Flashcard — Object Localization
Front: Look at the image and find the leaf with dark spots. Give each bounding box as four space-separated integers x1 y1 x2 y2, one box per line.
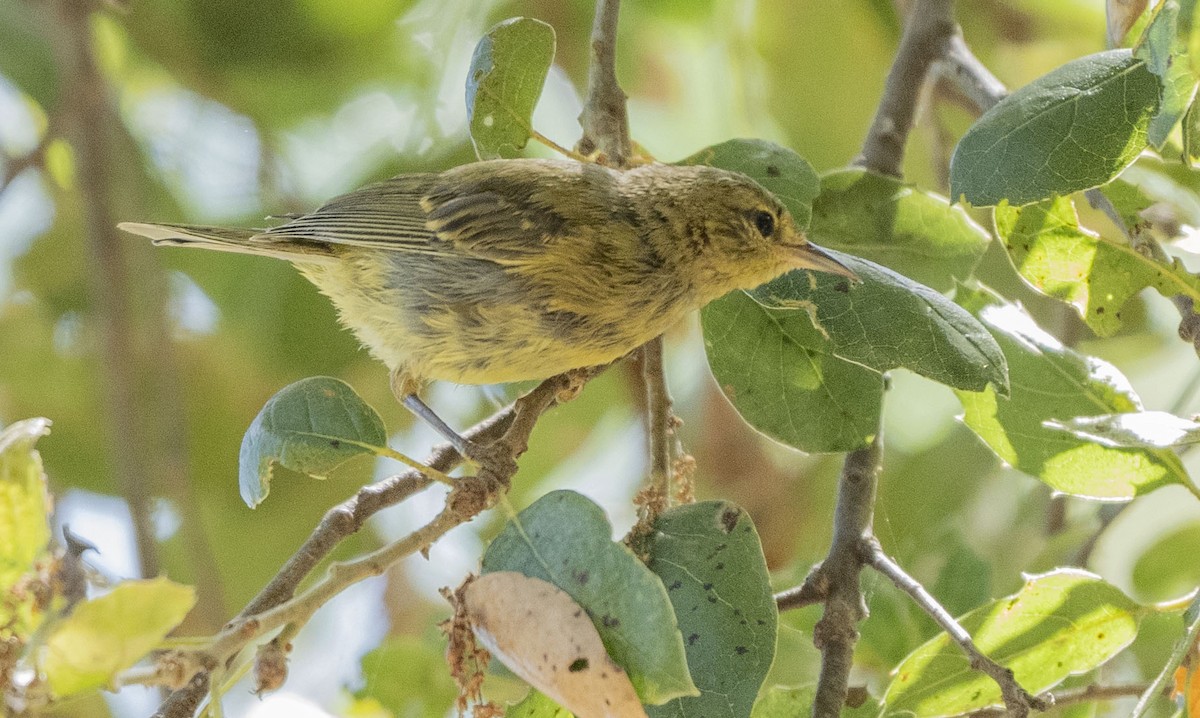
719 507 741 533
481 491 696 704
648 502 776 718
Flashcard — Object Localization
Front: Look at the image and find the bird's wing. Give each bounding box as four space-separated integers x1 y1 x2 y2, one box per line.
263 161 619 262
262 174 448 256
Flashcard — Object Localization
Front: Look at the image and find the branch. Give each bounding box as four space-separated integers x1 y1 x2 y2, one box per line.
575 0 632 166
51 0 160 580
862 541 1050 717
937 9 1200 359
199 507 468 670
810 433 882 718
151 369 601 717
856 0 957 176
775 568 829 611
573 0 681 535
0 132 49 198
938 33 1006 111
966 683 1149 717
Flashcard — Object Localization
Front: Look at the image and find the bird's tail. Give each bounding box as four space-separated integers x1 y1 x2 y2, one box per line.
118 222 331 263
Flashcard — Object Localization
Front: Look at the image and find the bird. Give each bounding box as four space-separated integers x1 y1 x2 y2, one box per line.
120 158 856 456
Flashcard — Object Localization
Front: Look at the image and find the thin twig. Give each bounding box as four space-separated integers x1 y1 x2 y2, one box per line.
151 370 601 716
938 34 1006 112
197 508 466 665
0 133 49 197
774 568 830 611
637 337 674 524
855 0 957 177
811 433 882 718
574 0 678 533
966 683 1149 717
805 0 962 712
575 0 632 166
862 540 1050 717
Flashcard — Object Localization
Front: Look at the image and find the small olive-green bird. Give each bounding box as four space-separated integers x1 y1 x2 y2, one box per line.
121 159 855 453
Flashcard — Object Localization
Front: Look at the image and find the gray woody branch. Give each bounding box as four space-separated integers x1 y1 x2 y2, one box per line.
781 1 1045 716
572 0 679 529
576 0 633 166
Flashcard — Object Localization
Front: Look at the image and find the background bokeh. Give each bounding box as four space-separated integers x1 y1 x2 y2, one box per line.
1 1 1196 716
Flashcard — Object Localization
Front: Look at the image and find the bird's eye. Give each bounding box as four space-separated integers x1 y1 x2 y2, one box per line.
753 210 776 237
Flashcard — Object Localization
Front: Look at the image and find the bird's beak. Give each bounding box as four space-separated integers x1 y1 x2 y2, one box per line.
783 241 860 283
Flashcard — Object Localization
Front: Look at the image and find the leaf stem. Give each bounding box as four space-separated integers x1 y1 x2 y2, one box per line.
531 129 592 162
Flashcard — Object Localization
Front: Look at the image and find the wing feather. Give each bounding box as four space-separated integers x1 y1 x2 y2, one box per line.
255 160 623 263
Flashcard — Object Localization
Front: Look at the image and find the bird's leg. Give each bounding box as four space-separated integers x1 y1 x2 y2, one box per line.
390 369 481 462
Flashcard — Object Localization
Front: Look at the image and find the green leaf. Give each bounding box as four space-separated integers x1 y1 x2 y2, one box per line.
507 691 573 718
466 17 555 159
1045 409 1200 449
809 168 990 291
0 418 51 594
678 139 821 229
752 686 816 718
355 636 459 718
883 570 1140 717
703 250 1008 453
751 685 880 718
748 254 1009 393
1135 0 1199 147
950 50 1160 206
954 290 1191 499
1185 95 1200 163
646 502 776 718
992 195 1200 336
702 288 884 453
238 376 388 508
481 490 698 705
40 577 197 697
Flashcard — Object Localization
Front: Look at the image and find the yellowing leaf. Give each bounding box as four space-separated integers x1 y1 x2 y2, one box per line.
0 418 53 642
481 491 697 704
464 571 647 718
883 570 1139 717
0 417 52 594
41 577 197 697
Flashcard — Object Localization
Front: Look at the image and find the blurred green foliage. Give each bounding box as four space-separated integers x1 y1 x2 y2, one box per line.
2 1 1200 717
